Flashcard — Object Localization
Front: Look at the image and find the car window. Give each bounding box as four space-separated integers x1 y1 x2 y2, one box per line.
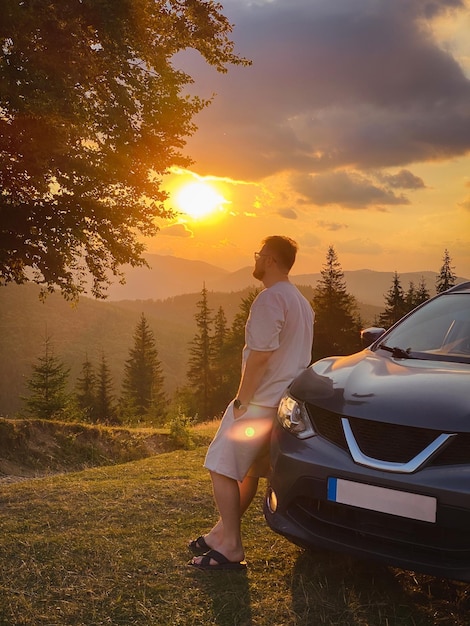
378 295 470 363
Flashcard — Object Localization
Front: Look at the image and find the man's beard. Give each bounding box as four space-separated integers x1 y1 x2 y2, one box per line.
253 266 264 281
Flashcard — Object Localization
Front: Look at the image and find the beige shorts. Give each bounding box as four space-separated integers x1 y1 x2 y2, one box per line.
204 401 277 482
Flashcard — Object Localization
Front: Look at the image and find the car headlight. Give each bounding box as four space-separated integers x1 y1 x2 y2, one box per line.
277 395 315 439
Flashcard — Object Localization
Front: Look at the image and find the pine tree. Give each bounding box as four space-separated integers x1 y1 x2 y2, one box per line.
414 276 431 306
24 336 70 420
223 288 261 395
211 306 232 415
311 246 361 360
436 249 457 293
379 272 407 327
121 313 166 424
96 353 117 424
75 355 97 422
405 281 416 313
186 284 215 421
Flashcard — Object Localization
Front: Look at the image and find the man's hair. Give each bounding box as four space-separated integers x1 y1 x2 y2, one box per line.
263 235 298 271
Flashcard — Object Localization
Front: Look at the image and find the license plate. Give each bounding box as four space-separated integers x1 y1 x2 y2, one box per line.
327 477 437 523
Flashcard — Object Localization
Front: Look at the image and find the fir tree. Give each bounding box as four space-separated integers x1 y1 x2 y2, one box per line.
405 281 417 314
211 306 232 415
311 246 361 360
24 336 70 420
121 313 166 424
75 355 97 422
414 276 431 306
223 288 261 399
96 353 117 424
436 249 457 293
379 272 407 327
186 284 215 421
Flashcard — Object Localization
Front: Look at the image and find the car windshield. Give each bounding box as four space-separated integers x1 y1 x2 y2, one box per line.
377 294 470 364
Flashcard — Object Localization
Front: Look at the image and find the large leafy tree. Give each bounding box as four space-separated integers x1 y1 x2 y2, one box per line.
0 0 248 299
311 246 360 360
121 312 166 424
436 249 457 294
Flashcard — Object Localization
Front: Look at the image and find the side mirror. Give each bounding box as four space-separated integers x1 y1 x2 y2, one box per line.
361 327 385 347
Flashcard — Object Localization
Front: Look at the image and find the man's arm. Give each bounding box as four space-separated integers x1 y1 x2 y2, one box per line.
234 349 274 417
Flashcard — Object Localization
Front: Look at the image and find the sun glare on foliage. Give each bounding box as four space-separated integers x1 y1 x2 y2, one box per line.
175 181 227 220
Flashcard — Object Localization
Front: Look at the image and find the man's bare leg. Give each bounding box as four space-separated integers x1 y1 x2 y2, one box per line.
192 472 259 565
199 474 259 550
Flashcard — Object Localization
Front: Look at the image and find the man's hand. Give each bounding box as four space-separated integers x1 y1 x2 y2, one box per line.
233 403 248 419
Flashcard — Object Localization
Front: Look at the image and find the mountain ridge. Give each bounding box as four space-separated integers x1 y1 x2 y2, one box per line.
106 254 469 307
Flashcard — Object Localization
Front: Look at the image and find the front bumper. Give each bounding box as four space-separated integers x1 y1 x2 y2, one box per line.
264 424 470 582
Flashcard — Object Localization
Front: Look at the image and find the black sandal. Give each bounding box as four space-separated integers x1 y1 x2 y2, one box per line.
188 535 210 556
190 549 247 571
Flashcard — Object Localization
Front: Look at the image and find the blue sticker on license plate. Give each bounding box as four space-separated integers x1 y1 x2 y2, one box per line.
327 477 436 523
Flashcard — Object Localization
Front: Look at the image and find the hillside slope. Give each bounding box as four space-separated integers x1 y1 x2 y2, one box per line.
0 418 178 480
0 273 411 416
0 284 193 416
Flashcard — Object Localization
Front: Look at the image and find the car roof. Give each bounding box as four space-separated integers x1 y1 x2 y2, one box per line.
445 281 470 294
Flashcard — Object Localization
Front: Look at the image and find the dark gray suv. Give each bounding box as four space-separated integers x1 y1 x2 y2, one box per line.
265 281 470 581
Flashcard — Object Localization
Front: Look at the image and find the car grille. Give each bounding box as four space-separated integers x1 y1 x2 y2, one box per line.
288 491 470 573
306 404 470 467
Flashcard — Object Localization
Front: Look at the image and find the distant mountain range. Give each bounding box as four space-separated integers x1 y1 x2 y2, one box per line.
106 254 469 307
1 257 468 417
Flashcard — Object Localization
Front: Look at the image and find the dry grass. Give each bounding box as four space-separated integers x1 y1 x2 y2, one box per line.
0 424 469 625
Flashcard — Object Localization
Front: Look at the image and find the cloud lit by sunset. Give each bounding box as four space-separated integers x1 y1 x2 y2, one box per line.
152 0 470 277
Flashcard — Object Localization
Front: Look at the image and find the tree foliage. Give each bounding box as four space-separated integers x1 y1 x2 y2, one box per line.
404 276 430 313
210 305 231 410
121 312 166 424
436 249 457 294
311 246 361 360
0 0 249 299
380 273 432 328
75 355 97 422
186 284 214 420
414 276 431 306
24 336 70 419
379 271 407 328
222 287 260 396
96 353 118 424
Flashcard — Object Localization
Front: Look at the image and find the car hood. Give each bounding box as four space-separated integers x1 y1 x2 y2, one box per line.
290 350 470 431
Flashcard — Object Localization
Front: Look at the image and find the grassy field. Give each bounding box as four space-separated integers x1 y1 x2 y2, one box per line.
0 424 469 625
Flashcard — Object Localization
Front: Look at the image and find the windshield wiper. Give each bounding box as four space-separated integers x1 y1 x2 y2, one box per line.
378 343 412 359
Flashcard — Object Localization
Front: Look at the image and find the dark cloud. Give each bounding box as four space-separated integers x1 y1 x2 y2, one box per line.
316 220 348 231
378 169 426 189
182 0 470 180
292 171 409 209
161 224 193 237
277 208 298 219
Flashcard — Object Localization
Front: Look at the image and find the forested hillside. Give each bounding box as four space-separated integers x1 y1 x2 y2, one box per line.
0 285 191 416
0 283 382 417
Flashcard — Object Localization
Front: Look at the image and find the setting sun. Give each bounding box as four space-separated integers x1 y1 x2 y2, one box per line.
175 181 227 219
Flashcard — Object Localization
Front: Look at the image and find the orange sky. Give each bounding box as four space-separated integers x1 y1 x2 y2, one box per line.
147 0 470 278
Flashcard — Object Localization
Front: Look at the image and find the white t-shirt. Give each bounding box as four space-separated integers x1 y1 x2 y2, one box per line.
242 281 314 407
